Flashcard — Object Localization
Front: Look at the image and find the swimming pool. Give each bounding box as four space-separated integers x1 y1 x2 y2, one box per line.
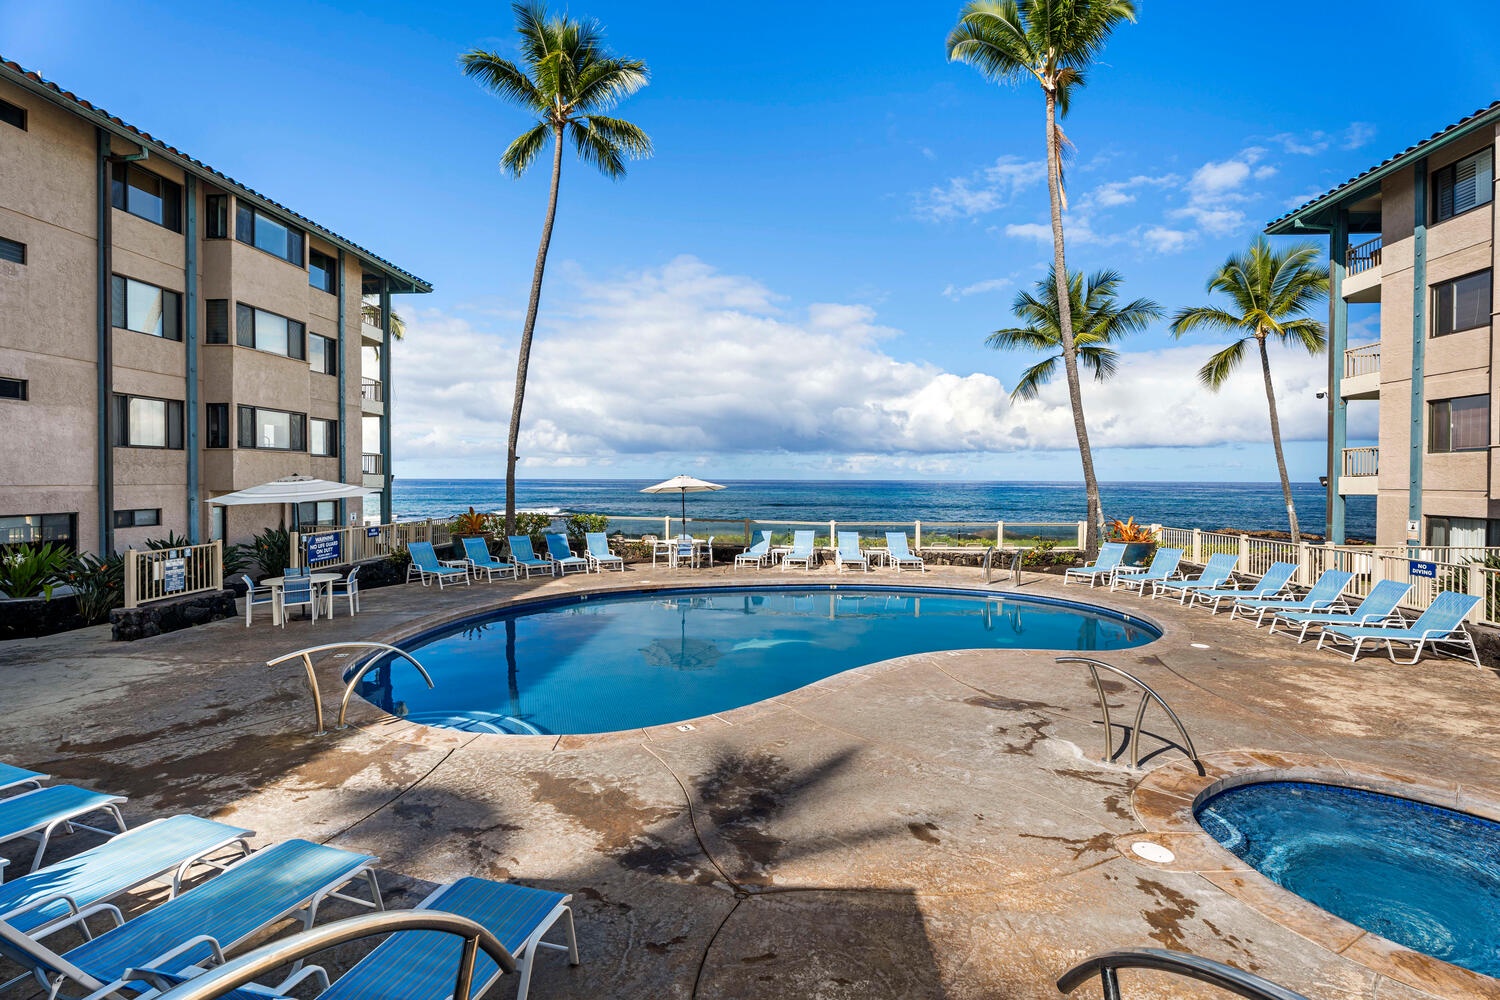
1197 781 1500 979
356 586 1158 735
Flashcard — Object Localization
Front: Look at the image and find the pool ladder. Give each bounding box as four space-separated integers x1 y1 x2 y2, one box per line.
1057 657 1204 775
981 546 1023 586
266 642 434 736
1059 948 1311 1000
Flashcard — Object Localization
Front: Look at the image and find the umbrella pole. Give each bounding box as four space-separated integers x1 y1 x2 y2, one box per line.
680 491 687 534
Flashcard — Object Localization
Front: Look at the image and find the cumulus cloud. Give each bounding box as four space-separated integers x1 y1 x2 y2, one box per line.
914 156 1046 221
942 277 1013 300
389 256 1343 475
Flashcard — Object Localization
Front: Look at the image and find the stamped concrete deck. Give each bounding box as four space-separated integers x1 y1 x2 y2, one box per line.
2 563 1498 999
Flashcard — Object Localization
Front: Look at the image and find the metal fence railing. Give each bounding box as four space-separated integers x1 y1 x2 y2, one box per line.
1343 342 1380 378
1343 447 1379 477
292 520 448 570
1346 235 1382 274
124 540 224 609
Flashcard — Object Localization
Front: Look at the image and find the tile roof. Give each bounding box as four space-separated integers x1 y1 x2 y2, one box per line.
0 57 431 293
1264 100 1500 235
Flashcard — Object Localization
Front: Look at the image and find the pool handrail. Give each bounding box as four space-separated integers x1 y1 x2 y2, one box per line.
1055 657 1204 775
266 642 434 735
1057 948 1311 1000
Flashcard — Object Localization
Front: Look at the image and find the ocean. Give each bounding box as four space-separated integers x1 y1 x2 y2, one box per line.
392 479 1377 540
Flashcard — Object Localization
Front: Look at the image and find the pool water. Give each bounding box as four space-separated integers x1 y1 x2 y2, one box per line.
1197 781 1500 979
357 586 1157 735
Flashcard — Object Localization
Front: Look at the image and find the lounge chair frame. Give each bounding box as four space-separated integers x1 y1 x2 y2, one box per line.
1064 543 1127 588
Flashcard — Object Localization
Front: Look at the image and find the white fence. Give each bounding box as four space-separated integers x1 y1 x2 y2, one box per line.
124 540 224 609
292 519 450 571
597 516 1084 551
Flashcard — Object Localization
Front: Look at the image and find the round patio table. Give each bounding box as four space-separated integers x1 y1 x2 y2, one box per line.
259 573 340 625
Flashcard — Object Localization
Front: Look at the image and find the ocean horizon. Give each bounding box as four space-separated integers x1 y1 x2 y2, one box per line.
392 478 1377 540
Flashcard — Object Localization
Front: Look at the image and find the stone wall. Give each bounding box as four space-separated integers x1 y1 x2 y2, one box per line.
0 594 84 641
109 589 238 641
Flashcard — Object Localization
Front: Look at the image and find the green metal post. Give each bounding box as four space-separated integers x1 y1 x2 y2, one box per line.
379 277 393 523
1328 208 1349 544
336 249 347 527
184 175 200 542
96 128 114 555
1409 159 1427 543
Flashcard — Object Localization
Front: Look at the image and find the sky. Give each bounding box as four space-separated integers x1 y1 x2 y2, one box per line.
6 1 1499 482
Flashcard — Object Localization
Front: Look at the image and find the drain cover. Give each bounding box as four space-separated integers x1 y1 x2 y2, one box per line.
1131 841 1176 864
1190 642 1211 649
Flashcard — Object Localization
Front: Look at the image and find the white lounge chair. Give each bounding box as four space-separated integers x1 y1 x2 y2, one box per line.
782 530 817 571
1063 542 1126 587
884 532 925 572
734 531 772 571
836 531 869 572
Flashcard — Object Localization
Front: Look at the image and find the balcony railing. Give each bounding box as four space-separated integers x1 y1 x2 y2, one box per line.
360 377 383 402
1342 446 1378 477
1343 342 1380 378
1346 235 1382 275
361 452 384 476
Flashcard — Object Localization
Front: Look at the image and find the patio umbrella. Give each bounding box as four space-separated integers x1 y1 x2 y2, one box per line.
208 475 373 532
640 474 725 531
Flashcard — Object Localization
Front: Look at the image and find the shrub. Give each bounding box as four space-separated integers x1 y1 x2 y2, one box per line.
64 552 125 624
221 542 253 580
0 542 73 599
144 532 194 550
1021 540 1058 568
513 512 555 539
451 507 492 537
566 513 609 541
250 527 292 579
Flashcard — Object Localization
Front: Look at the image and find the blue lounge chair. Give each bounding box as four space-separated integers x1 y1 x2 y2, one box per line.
508 536 552 579
1230 569 1355 626
835 532 869 572
584 532 624 573
0 785 128 874
543 534 589 576
405 541 470 589
0 763 45 796
884 532 925 573
782 530 817 571
461 537 516 583
0 815 252 938
1191 561 1298 614
314 876 578 1000
0 839 381 1000
1063 542 1127 587
1152 552 1238 603
1268 579 1411 643
734 531 772 571
1110 548 1183 593
1317 590 1482 665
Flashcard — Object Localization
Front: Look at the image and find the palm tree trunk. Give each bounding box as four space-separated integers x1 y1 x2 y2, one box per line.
1044 88 1104 556
505 126 566 535
1257 333 1300 543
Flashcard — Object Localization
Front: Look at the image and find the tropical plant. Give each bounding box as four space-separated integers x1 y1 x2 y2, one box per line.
1021 539 1059 568
0 542 73 599
1107 517 1155 542
143 532 193 550
452 507 492 537
948 0 1138 557
513 511 556 540
987 266 1161 400
566 513 608 541
221 542 252 580
249 527 292 579
1170 238 1328 543
64 552 125 625
462 3 652 535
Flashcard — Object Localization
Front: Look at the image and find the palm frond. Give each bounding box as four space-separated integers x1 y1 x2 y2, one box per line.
946 1 1039 86
1279 316 1327 354
500 121 551 177
1078 345 1121 381
572 57 649 112
1011 356 1059 400
1170 306 1249 338
459 51 546 110
581 114 653 159
1197 340 1249 390
986 326 1057 352
569 119 627 178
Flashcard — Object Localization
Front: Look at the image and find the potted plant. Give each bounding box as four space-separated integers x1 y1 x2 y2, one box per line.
1109 517 1157 569
452 507 493 543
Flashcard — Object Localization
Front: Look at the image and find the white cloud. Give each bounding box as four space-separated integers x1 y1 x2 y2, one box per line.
914 156 1046 221
942 277 1013 300
1188 157 1252 198
1004 222 1052 242
1089 173 1179 208
1141 226 1193 254
1342 122 1376 150
389 257 1342 476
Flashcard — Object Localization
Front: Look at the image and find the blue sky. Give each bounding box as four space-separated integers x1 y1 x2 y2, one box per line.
7 1 1499 481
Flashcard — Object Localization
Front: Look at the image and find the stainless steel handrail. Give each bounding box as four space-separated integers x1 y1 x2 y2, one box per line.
149 910 518 1000
1056 657 1204 775
983 546 994 583
265 642 433 736
1011 549 1024 585
1057 948 1310 1000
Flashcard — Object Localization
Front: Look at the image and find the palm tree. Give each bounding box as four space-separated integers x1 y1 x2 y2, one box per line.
360 302 404 340
1170 238 1328 543
461 3 652 533
988 266 1162 401
948 0 1137 556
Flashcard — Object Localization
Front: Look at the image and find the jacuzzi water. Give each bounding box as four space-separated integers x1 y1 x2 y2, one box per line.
1197 781 1500 979
355 586 1157 736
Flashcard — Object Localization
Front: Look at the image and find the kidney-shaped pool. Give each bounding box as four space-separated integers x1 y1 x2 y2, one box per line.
354 586 1158 736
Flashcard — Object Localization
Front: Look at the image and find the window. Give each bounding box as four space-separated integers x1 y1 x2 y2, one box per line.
310 417 338 457
0 377 25 400
0 97 24 130
0 237 23 265
308 333 337 375
205 403 229 448
294 501 338 530
1429 394 1490 453
110 275 181 341
309 250 336 293
237 405 306 451
1432 271 1491 337
205 194 228 239
1427 516 1500 549
113 394 184 449
1434 148 1494 222
234 203 303 266
113 508 161 529
205 300 229 344
235 303 305 359
110 162 182 231
0 513 76 550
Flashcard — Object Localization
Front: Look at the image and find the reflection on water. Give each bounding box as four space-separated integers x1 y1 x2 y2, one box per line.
364 588 1156 736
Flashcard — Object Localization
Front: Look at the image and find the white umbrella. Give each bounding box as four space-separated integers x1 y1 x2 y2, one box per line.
641 474 725 529
208 475 370 506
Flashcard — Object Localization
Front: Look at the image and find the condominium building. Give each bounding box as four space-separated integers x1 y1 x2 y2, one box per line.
1268 103 1498 548
0 58 429 556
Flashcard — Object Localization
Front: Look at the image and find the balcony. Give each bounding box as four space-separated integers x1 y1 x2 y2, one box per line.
361 451 385 489
1342 236 1382 301
360 377 384 415
1339 447 1378 495
1340 342 1380 400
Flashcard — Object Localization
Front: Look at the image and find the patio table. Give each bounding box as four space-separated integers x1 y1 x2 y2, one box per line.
259 573 340 625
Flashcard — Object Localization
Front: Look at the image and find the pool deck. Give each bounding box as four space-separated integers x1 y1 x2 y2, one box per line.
3 562 1499 999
